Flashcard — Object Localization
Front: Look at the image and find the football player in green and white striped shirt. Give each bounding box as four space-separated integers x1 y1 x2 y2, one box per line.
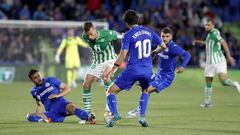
194 19 240 108
80 22 122 122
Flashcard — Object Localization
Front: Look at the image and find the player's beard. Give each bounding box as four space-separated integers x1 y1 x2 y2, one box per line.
163 41 169 45
36 79 43 86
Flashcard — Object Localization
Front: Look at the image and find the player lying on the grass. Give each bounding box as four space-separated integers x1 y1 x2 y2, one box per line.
104 9 166 128
126 27 191 122
26 69 96 124
193 18 240 108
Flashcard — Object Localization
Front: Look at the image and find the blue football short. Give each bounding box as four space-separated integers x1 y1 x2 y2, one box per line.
44 98 70 122
150 73 174 93
114 69 152 91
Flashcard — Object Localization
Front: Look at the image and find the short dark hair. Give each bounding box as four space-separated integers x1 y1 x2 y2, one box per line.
83 22 93 32
206 18 215 24
161 27 173 35
122 9 139 26
28 69 39 79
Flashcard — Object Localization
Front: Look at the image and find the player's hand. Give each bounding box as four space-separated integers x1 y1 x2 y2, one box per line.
227 56 235 66
55 54 60 64
48 94 59 99
176 66 184 74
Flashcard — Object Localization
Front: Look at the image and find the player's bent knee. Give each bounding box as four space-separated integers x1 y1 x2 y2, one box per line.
107 84 121 95
106 87 115 95
106 89 112 95
26 114 43 122
66 103 76 114
82 82 91 89
142 89 148 93
102 76 107 82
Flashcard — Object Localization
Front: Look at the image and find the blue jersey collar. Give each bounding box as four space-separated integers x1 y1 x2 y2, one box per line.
131 25 142 29
167 40 174 46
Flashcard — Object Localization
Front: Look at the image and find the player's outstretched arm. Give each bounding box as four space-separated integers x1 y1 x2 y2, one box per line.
48 83 71 99
176 50 191 74
35 100 44 113
192 40 206 46
55 39 67 63
152 42 167 58
116 32 123 39
77 37 89 48
110 30 123 40
220 40 235 66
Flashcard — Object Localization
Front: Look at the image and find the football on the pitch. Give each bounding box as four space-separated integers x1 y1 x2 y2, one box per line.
104 111 111 123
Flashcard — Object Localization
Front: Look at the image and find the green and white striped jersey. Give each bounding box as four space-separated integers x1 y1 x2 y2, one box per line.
205 28 225 64
82 29 118 64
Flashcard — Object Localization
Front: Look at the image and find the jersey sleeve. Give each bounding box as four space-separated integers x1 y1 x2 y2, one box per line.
172 45 191 68
106 30 118 41
172 45 185 56
212 30 223 42
152 31 162 47
76 37 88 48
48 77 62 88
82 34 90 43
31 88 39 101
180 51 191 68
56 38 67 55
121 34 130 50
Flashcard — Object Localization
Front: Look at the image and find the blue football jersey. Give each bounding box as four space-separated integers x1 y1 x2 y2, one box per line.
31 77 66 111
121 25 162 74
157 40 190 77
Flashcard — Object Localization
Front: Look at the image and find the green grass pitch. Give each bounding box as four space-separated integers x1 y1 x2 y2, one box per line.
0 68 240 135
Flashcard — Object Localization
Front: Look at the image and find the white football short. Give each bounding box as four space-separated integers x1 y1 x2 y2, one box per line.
204 60 227 77
87 59 116 79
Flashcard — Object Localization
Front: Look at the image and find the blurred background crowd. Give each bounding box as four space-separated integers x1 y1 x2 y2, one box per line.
0 0 240 68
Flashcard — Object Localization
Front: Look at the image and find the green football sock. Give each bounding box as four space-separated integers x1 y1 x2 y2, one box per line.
104 80 112 111
204 83 212 103
222 79 235 87
82 89 91 113
104 80 113 91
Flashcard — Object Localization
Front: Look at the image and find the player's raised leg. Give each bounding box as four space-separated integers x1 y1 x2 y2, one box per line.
218 73 240 93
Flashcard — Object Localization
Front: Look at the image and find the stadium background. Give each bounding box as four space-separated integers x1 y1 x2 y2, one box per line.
0 1 240 135
0 0 239 82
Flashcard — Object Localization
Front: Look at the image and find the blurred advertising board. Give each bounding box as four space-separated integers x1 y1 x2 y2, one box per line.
0 67 15 83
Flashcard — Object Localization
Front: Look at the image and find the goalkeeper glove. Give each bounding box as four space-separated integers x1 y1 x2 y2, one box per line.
55 54 60 64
